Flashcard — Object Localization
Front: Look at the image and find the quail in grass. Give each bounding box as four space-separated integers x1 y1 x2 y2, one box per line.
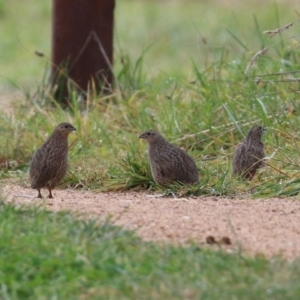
232 125 266 180
139 130 199 186
30 122 76 198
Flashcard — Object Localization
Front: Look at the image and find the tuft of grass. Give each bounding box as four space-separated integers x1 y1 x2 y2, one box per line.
1 200 300 299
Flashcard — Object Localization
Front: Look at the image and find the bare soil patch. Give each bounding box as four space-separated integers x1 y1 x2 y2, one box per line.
2 184 300 259
0 91 24 115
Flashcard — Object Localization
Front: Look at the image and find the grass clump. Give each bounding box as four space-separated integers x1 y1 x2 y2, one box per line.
0 200 300 299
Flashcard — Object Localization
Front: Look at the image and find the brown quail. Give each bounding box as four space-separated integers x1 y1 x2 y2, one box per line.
232 125 266 180
139 130 199 186
30 122 76 198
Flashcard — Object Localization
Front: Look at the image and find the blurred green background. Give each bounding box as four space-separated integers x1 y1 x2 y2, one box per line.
0 0 298 90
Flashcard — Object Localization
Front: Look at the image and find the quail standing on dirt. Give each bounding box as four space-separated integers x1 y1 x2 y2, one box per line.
232 125 266 180
30 122 76 198
139 130 199 186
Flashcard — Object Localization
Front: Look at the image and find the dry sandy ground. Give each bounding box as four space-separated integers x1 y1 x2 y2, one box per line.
1 184 300 260
0 91 23 114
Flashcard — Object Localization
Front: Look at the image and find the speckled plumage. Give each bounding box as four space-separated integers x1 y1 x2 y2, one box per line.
139 130 199 186
30 122 76 198
232 125 265 180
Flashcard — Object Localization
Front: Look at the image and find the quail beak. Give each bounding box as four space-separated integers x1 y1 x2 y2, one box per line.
139 133 145 139
71 126 76 131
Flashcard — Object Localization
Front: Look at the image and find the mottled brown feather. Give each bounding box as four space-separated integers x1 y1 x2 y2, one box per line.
30 122 76 198
232 125 265 180
139 130 199 186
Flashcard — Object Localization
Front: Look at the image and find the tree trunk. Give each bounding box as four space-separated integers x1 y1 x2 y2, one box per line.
51 0 115 105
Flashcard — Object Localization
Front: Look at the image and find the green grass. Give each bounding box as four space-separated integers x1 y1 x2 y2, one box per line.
0 0 51 89
0 0 298 87
0 200 299 299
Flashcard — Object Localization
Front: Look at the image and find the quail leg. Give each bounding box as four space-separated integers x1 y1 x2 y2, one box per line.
37 189 42 198
48 189 53 199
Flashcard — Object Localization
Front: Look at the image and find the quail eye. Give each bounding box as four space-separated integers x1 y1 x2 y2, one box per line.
147 132 151 136
65 125 69 129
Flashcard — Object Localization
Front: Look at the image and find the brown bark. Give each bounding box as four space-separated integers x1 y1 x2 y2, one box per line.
51 0 115 104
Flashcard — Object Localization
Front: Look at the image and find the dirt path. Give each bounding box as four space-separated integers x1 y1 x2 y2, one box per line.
2 184 300 259
0 91 23 114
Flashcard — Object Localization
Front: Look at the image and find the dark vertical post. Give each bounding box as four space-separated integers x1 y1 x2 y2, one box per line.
51 0 115 103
